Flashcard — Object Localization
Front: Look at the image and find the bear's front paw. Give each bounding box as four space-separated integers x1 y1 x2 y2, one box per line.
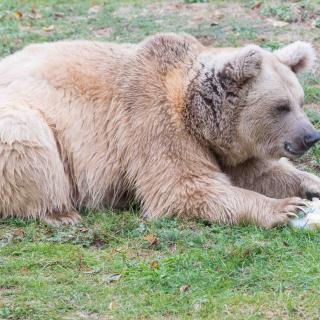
266 197 307 228
300 172 320 200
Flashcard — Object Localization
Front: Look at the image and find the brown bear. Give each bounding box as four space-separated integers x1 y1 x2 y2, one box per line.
0 33 319 227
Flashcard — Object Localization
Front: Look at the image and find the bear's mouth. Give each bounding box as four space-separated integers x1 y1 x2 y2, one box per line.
284 142 305 157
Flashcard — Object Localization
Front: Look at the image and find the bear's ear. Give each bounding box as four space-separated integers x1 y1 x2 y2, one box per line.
219 45 263 85
274 41 316 73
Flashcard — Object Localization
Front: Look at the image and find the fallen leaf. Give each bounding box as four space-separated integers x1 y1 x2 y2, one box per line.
53 12 65 19
43 25 54 32
31 5 37 15
150 260 159 269
93 27 113 38
210 9 222 22
103 273 122 283
111 248 121 254
143 234 158 246
82 267 98 274
210 21 219 26
267 18 289 28
30 5 41 19
257 35 267 42
180 284 191 293
88 5 102 14
13 11 23 19
21 266 29 274
251 1 262 10
29 13 42 19
13 228 24 237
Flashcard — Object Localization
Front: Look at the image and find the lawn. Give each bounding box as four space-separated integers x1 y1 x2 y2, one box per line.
1 0 320 319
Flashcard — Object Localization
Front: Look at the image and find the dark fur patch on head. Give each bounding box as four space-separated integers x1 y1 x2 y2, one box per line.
217 62 248 102
185 68 221 136
184 63 248 150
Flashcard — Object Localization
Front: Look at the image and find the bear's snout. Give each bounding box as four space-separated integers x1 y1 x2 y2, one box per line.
304 131 320 148
284 130 320 157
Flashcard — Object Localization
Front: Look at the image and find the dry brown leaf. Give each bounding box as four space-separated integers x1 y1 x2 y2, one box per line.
210 21 219 26
43 25 54 32
29 5 41 19
93 27 113 38
82 267 96 274
88 5 102 14
13 228 24 237
13 11 23 19
251 1 262 10
211 9 222 20
53 12 65 19
31 5 37 15
180 284 191 293
29 13 42 20
21 266 29 274
143 234 158 246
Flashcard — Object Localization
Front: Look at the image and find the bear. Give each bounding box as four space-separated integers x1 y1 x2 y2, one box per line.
0 33 319 228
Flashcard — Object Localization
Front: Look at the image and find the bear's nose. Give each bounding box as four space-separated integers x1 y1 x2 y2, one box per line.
304 131 320 148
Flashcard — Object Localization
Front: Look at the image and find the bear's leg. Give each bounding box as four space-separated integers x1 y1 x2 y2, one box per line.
0 105 80 225
225 157 320 200
136 167 305 228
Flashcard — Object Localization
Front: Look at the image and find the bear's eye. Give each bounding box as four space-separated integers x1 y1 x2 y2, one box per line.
276 104 290 113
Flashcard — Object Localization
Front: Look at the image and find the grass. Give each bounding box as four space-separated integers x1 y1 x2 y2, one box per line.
2 214 320 319
1 0 320 319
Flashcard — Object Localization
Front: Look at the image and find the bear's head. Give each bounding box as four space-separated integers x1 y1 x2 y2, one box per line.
185 41 319 165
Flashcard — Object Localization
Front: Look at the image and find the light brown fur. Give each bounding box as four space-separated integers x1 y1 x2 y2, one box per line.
0 33 319 227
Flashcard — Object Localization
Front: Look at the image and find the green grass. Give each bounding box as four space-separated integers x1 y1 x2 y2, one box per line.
259 0 317 23
2 213 320 319
1 0 320 319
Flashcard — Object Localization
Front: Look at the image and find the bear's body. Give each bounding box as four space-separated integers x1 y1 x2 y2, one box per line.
0 33 319 227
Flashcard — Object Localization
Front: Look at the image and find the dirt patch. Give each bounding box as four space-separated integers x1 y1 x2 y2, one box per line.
93 27 113 38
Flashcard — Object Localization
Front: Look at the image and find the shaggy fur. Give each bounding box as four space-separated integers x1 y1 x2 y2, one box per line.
0 33 319 227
